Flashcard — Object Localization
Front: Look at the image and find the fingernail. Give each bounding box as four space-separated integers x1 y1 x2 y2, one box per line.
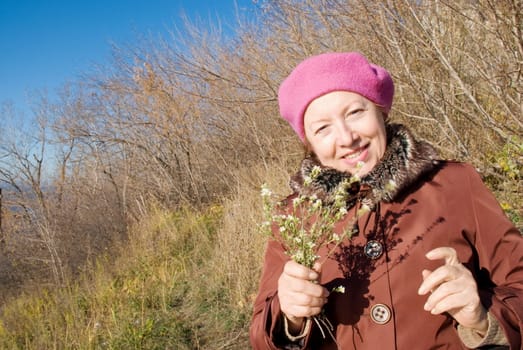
418 284 426 295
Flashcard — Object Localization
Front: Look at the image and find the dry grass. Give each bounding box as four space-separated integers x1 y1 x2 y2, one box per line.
0 161 296 349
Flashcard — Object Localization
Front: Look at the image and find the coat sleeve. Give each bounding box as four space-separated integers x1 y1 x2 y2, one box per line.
463 164 523 349
249 238 311 349
249 239 287 349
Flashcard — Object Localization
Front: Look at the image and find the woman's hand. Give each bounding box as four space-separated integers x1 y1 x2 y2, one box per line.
418 247 488 335
278 260 329 333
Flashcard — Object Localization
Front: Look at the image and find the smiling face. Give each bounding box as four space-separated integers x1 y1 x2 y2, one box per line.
303 91 387 176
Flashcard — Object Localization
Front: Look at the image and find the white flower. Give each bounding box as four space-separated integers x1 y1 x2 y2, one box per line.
260 184 272 197
357 204 371 216
260 221 271 228
285 214 298 224
312 198 323 211
293 251 304 261
332 285 345 293
293 196 304 207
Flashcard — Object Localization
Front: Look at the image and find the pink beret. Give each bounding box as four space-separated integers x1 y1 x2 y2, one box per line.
278 52 394 142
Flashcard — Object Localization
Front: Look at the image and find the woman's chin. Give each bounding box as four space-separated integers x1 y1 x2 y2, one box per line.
346 162 375 177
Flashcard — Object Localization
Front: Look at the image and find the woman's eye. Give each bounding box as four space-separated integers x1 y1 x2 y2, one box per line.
347 108 363 117
315 125 329 135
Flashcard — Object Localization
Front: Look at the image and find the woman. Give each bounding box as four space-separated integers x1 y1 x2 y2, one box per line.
249 52 523 349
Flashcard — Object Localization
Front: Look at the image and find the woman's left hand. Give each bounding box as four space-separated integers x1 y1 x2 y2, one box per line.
418 247 488 335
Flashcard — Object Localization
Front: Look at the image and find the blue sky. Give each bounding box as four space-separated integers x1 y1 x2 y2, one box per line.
0 0 255 118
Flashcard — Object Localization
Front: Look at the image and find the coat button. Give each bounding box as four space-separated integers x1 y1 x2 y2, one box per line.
364 240 383 259
370 303 392 325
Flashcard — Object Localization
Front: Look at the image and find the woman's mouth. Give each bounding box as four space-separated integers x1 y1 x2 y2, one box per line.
345 150 363 159
342 146 368 164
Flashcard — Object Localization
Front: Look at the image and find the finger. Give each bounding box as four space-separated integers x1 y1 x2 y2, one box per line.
312 261 323 274
423 270 476 311
279 288 328 319
282 290 328 308
425 287 473 315
284 260 319 280
425 247 460 266
423 279 462 312
418 269 432 295
418 265 462 295
279 273 329 298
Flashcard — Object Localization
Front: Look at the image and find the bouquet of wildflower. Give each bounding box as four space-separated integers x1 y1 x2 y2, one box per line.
260 165 371 344
260 165 370 269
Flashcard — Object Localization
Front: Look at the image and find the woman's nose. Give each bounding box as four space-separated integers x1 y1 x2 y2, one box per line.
336 123 356 145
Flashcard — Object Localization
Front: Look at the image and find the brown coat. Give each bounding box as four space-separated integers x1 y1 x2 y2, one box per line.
249 126 523 349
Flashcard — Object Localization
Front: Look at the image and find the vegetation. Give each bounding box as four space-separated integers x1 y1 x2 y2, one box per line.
0 0 521 348
0 205 255 349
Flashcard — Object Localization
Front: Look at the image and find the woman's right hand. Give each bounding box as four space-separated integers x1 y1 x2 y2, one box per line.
278 260 329 333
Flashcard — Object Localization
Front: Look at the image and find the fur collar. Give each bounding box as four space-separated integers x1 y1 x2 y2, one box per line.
289 123 440 208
